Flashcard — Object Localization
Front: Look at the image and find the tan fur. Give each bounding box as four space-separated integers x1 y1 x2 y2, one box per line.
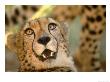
6 5 106 72
15 17 77 71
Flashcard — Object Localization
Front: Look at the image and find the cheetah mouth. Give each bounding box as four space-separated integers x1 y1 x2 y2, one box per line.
36 49 57 62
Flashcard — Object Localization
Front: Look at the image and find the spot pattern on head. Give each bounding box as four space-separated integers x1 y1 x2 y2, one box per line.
14 17 76 71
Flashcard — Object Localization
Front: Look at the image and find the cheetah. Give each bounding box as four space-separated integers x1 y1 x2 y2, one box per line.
7 17 77 72
50 5 106 71
5 5 106 72
73 5 106 72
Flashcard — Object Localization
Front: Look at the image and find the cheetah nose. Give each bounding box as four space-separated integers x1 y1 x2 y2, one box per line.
37 36 50 45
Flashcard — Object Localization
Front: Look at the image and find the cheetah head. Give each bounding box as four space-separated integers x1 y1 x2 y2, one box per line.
22 18 65 61
17 17 69 61
7 17 77 71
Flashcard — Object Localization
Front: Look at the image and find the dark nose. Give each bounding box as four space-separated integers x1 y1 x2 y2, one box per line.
37 36 50 45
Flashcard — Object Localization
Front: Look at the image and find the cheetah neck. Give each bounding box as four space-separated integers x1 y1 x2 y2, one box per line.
48 42 77 71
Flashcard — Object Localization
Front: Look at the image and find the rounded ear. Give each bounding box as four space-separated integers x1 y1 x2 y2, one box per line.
6 33 17 53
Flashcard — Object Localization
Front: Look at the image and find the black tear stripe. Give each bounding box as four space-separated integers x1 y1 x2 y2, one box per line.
48 26 58 56
23 22 35 60
32 32 43 61
47 17 59 55
29 20 37 57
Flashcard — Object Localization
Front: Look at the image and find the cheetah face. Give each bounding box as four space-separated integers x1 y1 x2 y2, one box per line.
22 17 66 62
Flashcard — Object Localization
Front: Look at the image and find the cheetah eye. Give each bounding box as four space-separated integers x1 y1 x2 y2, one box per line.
25 28 34 35
48 23 57 30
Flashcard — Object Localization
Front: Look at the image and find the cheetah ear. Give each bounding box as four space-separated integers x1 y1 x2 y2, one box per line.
6 33 17 53
60 22 69 41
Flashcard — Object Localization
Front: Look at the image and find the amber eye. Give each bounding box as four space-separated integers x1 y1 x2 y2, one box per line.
25 28 34 35
48 23 57 30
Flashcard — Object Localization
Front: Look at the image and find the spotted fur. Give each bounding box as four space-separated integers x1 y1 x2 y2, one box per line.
14 17 77 72
5 5 106 72
73 5 106 71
